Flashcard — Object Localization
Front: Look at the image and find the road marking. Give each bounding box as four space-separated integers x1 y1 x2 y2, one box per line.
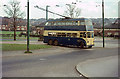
80 75 83 77
40 58 46 61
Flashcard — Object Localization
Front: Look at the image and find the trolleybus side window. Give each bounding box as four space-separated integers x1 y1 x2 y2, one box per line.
87 32 91 38
61 22 66 25
57 22 61 26
80 21 85 25
45 22 48 25
46 22 52 26
57 33 62 37
80 32 84 37
50 22 53 26
85 20 92 26
84 32 86 38
67 33 71 37
73 21 78 25
80 32 86 38
48 32 57 36
53 32 57 37
54 22 57 26
87 32 94 38
61 33 66 37
48 32 52 36
72 33 77 38
66 21 73 25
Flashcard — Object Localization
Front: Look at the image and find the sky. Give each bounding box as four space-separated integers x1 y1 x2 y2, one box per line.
0 0 119 19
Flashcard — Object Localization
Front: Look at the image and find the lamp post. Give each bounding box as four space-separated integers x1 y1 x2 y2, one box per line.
102 0 105 48
25 0 32 53
46 5 50 20
27 0 30 52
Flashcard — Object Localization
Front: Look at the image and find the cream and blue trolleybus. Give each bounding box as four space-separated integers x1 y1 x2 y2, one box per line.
43 18 94 48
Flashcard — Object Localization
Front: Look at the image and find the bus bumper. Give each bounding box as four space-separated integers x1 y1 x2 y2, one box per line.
86 44 94 48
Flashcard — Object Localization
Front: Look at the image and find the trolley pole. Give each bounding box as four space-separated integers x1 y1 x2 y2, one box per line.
102 0 105 48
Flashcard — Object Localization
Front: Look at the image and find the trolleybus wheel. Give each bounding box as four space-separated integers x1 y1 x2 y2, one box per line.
80 42 84 48
53 40 58 46
48 40 53 45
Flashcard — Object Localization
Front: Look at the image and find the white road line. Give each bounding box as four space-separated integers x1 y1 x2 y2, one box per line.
40 58 46 61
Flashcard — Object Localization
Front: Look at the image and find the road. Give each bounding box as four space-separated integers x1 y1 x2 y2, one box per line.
2 48 118 77
2 37 119 77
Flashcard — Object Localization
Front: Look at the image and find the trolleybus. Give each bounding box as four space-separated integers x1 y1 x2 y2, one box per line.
43 18 94 48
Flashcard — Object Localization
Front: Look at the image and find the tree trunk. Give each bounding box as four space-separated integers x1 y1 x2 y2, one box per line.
14 18 16 41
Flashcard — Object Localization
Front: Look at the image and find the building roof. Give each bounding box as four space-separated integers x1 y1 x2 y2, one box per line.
47 18 89 22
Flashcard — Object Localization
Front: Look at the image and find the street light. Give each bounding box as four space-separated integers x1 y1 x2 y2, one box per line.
95 0 105 48
25 0 32 53
46 5 50 20
35 5 50 20
102 0 105 48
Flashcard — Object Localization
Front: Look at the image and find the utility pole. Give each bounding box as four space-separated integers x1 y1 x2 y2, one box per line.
46 5 50 20
25 0 32 53
102 0 105 48
27 0 30 52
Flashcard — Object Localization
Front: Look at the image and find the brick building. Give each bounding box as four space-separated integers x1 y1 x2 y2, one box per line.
0 17 27 31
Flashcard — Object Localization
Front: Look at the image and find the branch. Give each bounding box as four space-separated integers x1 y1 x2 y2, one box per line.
4 0 25 19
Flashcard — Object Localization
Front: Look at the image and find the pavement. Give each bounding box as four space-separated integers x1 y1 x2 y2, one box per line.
0 40 44 45
76 55 118 77
94 37 119 48
2 46 76 58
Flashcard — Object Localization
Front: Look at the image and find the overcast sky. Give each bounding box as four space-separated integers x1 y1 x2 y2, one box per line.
0 0 119 19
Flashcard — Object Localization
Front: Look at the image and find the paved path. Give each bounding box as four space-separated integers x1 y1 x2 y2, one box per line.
1 41 44 45
76 55 118 77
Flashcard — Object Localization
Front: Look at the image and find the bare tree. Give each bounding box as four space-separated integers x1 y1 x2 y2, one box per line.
64 4 81 18
4 0 25 41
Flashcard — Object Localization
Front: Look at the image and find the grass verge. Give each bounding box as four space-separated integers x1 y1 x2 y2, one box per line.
2 44 51 51
2 31 21 34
